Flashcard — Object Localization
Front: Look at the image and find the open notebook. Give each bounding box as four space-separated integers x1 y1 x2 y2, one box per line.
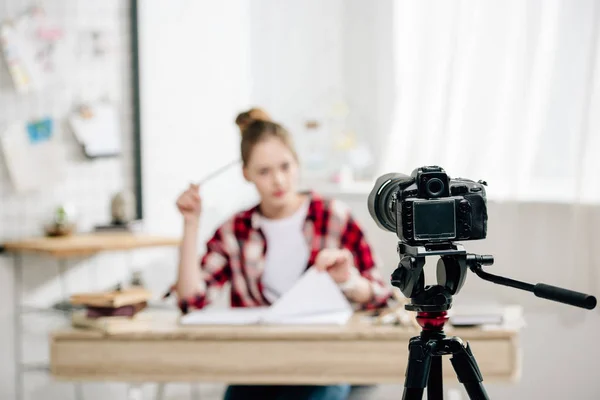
179 268 354 326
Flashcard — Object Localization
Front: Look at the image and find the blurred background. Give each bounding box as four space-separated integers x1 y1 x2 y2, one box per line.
0 0 599 399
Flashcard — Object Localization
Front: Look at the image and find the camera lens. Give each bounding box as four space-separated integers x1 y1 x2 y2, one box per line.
426 178 445 197
368 173 413 233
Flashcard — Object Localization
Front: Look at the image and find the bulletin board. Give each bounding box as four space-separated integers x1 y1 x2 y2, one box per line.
0 1 144 240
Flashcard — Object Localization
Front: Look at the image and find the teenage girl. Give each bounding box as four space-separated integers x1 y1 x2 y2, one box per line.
173 108 391 400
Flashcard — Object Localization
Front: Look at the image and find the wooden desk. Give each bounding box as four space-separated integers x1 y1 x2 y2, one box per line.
2 232 181 400
50 311 521 386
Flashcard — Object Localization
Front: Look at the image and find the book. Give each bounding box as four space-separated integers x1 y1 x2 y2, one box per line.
86 301 147 318
179 268 354 326
70 287 152 308
71 311 151 334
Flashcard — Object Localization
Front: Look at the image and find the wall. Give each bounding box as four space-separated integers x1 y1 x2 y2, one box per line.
341 0 395 180
248 0 396 182
139 0 259 243
248 0 345 182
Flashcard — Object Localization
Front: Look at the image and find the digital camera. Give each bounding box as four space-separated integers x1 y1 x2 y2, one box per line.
368 166 488 245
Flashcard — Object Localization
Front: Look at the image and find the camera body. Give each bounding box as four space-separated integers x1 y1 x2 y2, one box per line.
368 166 488 246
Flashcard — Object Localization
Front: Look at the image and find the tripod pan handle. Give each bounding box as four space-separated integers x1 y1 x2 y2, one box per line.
534 283 597 310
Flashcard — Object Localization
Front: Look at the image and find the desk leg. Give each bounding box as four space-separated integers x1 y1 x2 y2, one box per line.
13 253 23 400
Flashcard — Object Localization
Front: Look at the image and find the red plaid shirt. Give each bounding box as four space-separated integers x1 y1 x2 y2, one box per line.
176 191 392 314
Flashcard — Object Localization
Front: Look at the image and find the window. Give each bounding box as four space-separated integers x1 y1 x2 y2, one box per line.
378 0 600 204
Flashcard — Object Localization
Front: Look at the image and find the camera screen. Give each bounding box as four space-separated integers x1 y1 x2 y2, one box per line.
413 199 456 240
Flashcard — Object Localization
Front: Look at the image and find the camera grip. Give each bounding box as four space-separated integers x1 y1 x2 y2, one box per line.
533 283 597 310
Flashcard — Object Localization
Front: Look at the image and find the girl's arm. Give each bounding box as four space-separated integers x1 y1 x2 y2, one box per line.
175 219 202 300
340 215 392 309
174 225 232 314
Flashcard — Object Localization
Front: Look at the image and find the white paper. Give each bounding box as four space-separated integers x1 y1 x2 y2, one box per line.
179 307 269 325
261 267 353 323
68 103 122 157
0 122 66 193
179 268 354 326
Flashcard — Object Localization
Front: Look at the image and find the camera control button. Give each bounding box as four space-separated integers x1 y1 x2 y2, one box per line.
452 185 468 195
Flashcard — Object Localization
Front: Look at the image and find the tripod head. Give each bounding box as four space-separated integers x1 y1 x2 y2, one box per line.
392 241 597 313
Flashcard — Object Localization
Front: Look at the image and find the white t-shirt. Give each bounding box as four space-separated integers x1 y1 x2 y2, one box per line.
259 198 310 303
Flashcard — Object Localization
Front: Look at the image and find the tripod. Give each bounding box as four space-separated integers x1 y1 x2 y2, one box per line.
392 242 597 400
402 296 489 399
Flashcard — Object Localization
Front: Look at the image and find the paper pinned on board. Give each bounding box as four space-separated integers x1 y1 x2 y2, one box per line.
0 6 68 93
179 268 354 326
68 103 122 158
0 120 66 193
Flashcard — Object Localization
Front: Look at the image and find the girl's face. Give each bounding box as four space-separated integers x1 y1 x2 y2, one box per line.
243 137 300 209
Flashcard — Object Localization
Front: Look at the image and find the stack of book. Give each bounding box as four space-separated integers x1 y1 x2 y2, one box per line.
69 287 153 333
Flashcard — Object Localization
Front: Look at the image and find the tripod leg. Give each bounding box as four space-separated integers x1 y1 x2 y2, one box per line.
402 338 431 400
449 342 490 400
427 355 444 400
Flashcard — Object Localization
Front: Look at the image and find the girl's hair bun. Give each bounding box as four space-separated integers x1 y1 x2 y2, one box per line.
235 107 272 136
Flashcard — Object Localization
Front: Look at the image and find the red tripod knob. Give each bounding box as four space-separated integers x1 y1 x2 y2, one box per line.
416 311 449 331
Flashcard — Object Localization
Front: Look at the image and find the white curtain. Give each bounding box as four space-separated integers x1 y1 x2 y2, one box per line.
380 0 600 204
378 0 600 310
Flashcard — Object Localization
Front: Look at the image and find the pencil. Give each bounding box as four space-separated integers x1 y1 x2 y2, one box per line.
197 159 241 185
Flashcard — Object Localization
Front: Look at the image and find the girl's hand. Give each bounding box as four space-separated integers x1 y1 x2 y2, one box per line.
314 248 354 283
176 183 202 224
